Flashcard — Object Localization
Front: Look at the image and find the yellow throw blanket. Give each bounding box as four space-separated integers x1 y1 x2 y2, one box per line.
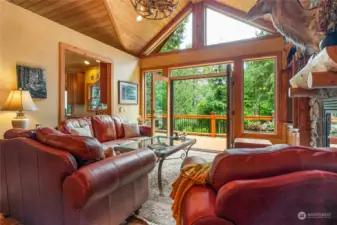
170 162 212 225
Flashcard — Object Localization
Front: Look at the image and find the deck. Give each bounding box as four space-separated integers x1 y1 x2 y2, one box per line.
155 133 226 152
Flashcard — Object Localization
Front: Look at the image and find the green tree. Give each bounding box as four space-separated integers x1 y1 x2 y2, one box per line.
160 14 191 53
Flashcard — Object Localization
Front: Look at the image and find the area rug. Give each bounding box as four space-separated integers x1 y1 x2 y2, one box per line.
138 150 217 225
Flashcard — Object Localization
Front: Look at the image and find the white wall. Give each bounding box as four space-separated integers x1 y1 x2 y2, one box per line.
0 1 140 137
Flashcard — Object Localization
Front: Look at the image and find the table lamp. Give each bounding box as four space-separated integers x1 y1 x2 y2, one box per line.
1 89 38 129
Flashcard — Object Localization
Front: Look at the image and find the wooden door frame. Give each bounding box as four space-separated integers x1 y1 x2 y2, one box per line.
59 42 113 123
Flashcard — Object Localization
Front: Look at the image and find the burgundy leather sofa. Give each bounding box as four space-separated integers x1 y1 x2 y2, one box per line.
0 128 156 225
182 145 337 225
58 115 152 150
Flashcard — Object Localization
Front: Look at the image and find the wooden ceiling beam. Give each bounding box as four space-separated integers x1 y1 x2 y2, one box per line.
103 0 127 53
192 1 205 49
138 2 193 56
203 0 277 33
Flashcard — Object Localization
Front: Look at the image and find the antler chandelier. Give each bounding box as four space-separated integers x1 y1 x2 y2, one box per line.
130 0 179 20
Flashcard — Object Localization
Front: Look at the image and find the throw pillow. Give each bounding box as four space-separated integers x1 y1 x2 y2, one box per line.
71 125 93 137
123 123 141 138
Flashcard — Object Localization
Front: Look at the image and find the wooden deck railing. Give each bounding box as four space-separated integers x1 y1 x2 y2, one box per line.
145 113 273 137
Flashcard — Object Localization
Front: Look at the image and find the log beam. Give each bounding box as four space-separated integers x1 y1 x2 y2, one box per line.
289 87 318 98
290 46 337 89
308 72 337 88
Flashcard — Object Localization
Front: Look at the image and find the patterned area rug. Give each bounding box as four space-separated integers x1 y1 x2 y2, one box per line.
138 150 217 225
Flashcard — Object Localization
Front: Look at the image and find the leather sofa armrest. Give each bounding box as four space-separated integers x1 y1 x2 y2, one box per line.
182 185 234 225
215 170 337 225
63 148 156 209
3 128 36 139
139 125 152 137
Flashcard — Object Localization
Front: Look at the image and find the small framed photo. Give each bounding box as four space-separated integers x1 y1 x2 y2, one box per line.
118 81 138 105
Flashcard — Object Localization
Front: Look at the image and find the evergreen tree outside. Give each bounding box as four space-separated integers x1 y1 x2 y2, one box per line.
145 12 276 133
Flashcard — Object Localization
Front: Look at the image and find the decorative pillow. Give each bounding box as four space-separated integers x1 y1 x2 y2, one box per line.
123 123 141 138
71 125 93 137
91 115 117 142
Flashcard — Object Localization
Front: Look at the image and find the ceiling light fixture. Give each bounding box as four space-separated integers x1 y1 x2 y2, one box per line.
136 15 143 21
130 0 179 20
84 61 90 65
96 60 100 63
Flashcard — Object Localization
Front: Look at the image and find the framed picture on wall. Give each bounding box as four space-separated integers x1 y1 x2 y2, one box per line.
118 81 138 105
17 65 47 99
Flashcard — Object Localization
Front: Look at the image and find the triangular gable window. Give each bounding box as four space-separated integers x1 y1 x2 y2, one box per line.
206 8 270 46
159 13 193 53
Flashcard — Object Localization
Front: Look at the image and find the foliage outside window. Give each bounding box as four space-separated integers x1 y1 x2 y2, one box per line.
144 71 162 126
170 63 228 77
160 13 193 53
243 58 276 133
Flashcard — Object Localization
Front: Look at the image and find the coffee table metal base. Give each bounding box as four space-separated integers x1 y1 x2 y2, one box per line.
157 143 194 196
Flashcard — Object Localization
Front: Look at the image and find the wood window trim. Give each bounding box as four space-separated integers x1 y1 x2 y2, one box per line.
235 52 284 140
59 42 113 123
140 0 277 57
140 51 285 142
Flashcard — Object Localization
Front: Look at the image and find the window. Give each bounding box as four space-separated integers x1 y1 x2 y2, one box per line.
243 58 276 133
170 63 228 77
206 8 270 46
160 13 193 53
144 71 162 126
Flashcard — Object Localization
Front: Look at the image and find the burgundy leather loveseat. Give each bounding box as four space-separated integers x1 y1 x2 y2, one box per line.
182 145 337 225
58 115 152 150
0 127 156 225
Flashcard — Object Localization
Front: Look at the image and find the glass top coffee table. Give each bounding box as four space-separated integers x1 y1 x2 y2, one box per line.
115 136 196 196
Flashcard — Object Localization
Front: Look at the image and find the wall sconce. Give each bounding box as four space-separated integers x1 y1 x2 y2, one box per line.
119 106 125 113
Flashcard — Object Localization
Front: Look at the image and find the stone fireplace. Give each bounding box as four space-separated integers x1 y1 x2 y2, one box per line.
310 89 337 148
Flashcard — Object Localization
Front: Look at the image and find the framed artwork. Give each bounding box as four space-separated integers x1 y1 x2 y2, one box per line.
17 65 47 98
118 81 138 105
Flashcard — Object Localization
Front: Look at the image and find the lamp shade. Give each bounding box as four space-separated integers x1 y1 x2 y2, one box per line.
2 90 38 111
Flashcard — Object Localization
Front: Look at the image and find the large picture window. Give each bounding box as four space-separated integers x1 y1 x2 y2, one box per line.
206 8 270 46
243 58 276 133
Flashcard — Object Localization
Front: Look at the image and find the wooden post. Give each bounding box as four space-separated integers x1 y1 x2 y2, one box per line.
211 112 216 137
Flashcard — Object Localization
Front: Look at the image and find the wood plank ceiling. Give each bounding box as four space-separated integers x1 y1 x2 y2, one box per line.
8 0 303 56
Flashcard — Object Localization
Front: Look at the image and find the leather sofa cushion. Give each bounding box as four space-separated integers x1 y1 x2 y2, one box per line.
36 127 104 166
91 115 117 142
113 116 127 138
101 139 135 149
63 148 157 209
208 145 337 191
58 117 93 135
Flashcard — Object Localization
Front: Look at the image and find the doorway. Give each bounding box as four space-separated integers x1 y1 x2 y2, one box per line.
59 43 112 122
143 63 233 152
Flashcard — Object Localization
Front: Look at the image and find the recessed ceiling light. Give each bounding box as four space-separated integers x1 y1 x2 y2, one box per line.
96 60 100 63
136 15 143 22
84 61 90 65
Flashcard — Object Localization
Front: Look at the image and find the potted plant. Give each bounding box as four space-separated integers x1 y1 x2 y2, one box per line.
316 0 337 49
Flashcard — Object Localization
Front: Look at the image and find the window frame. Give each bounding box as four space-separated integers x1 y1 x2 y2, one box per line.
242 56 277 135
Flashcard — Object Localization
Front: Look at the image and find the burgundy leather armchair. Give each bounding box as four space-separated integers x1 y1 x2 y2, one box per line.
182 145 337 225
0 128 156 225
